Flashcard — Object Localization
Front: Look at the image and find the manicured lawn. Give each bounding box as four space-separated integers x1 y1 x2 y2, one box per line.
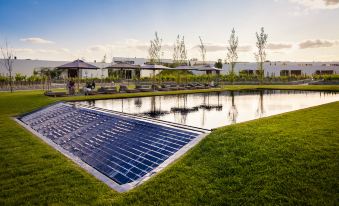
0 85 338 205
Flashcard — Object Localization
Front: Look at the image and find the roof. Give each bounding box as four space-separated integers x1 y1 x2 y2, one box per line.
140 64 172 70
105 63 140 69
56 59 99 70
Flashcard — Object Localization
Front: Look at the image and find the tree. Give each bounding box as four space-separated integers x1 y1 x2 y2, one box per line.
173 35 180 65
148 32 162 64
179 36 187 65
254 27 268 84
198 36 206 65
0 40 15 92
226 28 238 84
173 35 188 66
214 59 223 69
101 54 107 63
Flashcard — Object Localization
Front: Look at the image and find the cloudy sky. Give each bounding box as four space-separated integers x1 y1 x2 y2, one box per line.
0 0 338 62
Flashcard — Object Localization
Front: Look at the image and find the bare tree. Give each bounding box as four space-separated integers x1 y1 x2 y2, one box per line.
179 36 187 65
226 28 238 84
198 36 206 65
148 32 162 64
1 40 15 92
101 54 107 63
254 27 268 84
173 35 188 66
173 35 180 65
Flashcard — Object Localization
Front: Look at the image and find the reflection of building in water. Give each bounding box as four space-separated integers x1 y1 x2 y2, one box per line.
256 90 265 118
228 91 238 124
171 94 198 125
141 96 169 118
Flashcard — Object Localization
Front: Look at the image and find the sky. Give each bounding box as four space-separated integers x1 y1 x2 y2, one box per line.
0 0 339 62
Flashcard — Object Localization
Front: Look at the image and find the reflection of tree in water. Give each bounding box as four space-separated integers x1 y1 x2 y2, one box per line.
134 98 142 108
141 96 169 118
199 92 223 111
171 94 198 124
87 100 95 107
228 91 238 124
256 90 265 118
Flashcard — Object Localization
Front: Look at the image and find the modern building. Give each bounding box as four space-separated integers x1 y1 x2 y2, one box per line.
1 58 338 79
221 62 339 77
0 59 110 78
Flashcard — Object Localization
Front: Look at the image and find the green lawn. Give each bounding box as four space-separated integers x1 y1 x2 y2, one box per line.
0 85 338 205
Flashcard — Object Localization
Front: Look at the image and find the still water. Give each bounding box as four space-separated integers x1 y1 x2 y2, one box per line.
79 90 338 129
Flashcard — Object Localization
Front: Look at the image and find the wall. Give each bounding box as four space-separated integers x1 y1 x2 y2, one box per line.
221 62 339 76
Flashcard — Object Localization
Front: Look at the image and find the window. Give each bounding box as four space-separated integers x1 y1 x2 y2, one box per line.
280 70 289 76
240 70 254 75
316 70 333 75
290 70 302 76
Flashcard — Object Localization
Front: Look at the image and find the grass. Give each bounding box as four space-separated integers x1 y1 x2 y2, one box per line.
0 85 338 205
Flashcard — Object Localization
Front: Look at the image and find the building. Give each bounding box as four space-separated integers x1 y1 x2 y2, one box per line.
0 59 110 78
222 61 339 77
1 58 338 79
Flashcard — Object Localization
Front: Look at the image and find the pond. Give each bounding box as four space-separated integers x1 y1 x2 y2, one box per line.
78 90 338 130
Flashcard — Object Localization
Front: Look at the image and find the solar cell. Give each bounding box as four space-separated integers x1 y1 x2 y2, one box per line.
18 102 207 189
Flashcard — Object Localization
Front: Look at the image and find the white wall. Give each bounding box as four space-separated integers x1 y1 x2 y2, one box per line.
0 59 110 78
221 62 339 76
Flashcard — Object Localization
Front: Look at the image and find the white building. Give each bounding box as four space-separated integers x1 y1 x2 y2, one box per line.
0 59 110 78
1 58 338 79
222 61 339 77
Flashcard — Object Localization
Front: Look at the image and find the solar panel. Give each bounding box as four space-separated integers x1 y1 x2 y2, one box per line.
18 102 207 190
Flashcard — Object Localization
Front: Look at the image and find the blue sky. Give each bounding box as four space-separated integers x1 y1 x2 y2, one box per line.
0 0 338 62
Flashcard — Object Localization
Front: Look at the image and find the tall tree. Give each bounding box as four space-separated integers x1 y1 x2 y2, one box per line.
226 28 238 84
148 32 162 64
0 40 15 92
173 35 180 65
198 36 206 65
101 54 107 63
179 36 187 65
254 27 268 84
173 35 188 66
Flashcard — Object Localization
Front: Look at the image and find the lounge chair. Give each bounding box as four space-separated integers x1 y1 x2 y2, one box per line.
136 85 153 92
153 84 170 91
98 87 117 94
119 85 140 93
44 91 67 97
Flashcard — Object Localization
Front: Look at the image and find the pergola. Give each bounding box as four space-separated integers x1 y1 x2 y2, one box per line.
56 59 99 78
56 59 99 92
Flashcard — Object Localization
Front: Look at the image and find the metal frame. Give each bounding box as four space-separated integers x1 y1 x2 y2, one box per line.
14 102 210 192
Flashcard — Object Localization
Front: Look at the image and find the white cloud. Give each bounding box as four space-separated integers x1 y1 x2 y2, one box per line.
20 37 55 44
88 45 107 52
192 43 252 52
288 0 339 10
299 39 339 49
267 43 293 50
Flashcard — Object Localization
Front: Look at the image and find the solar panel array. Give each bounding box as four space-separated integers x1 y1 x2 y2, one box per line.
20 103 202 185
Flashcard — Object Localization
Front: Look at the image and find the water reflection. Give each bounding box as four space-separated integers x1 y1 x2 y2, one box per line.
134 98 142 108
256 90 265 118
199 92 223 111
171 95 199 125
141 96 169 118
228 91 238 124
79 90 338 129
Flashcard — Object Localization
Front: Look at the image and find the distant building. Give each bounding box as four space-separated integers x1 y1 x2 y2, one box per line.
1 58 338 79
0 59 110 78
222 61 339 77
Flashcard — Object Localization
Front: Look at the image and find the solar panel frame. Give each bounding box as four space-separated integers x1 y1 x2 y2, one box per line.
15 102 209 192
